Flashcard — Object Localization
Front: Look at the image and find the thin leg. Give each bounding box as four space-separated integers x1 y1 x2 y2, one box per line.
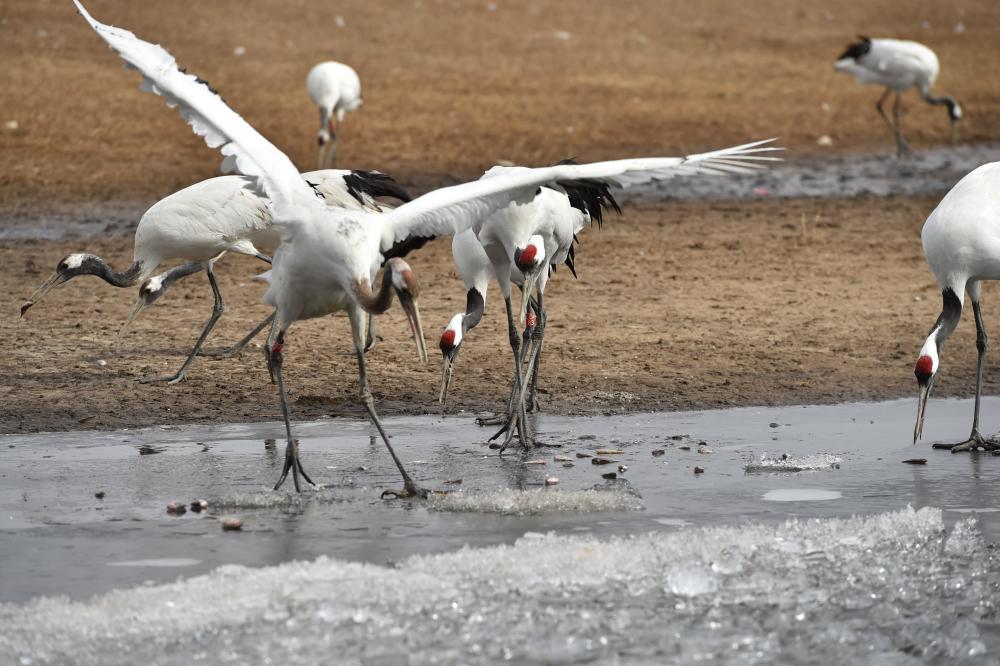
488 296 534 450
939 299 999 452
140 264 226 384
270 330 317 491
264 314 279 383
200 312 275 358
892 92 912 157
476 295 523 427
328 133 339 169
350 313 427 498
526 303 547 413
874 88 895 144
502 294 548 449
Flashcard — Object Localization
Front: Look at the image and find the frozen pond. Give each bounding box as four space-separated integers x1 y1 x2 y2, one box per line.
3 397 1000 664
4 143 1000 241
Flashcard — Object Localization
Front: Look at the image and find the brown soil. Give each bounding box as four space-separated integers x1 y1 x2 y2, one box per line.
2 0 1000 207
5 195 995 434
2 1 999 434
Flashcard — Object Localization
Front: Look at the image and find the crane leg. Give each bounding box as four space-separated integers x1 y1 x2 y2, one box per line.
525 302 547 413
875 88 910 158
891 92 912 158
502 295 547 447
264 314 279 383
936 297 1000 452
139 263 226 384
476 295 524 427
271 330 317 492
349 311 427 499
493 296 535 452
199 312 275 358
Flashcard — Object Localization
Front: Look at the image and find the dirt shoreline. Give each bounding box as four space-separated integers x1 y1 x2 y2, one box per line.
5 194 995 435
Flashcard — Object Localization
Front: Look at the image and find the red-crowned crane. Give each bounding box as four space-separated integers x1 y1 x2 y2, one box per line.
913 162 1000 452
307 61 362 169
834 37 961 157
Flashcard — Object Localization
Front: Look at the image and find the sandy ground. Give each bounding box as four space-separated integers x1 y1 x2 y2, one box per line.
2 0 1000 207
3 1 1000 434
6 194 997 434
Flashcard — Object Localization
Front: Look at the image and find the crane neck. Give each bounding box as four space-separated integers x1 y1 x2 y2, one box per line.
96 260 144 287
929 288 963 352
354 268 396 315
462 288 486 333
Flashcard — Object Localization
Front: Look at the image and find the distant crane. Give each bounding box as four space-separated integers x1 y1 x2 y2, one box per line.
21 169 409 384
307 61 362 169
834 37 961 156
913 162 1000 452
74 0 777 494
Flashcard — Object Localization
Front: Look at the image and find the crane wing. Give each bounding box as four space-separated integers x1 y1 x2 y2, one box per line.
380 139 780 251
72 0 314 213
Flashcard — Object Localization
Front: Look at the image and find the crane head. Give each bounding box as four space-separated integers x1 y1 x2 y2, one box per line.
513 235 547 326
20 253 101 316
387 258 428 364
912 346 939 444
118 274 168 339
438 313 465 405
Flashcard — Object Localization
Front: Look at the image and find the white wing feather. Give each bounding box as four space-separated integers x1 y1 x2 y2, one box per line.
381 140 780 251
72 0 314 214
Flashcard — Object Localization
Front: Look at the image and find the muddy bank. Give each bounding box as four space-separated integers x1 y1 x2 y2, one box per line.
5 143 1000 242
5 195 995 434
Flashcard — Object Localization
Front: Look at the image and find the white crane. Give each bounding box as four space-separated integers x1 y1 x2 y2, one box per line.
834 37 961 157
439 179 620 449
307 61 362 169
913 162 1000 452
21 169 410 384
73 0 778 494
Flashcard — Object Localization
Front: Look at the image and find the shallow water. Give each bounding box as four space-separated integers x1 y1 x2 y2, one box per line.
4 144 1000 241
3 396 1000 601
3 398 1000 664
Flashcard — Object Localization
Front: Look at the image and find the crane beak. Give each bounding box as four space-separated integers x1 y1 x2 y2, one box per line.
913 378 933 444
20 272 65 316
439 355 455 406
518 273 539 327
118 296 147 339
397 292 428 364
949 120 958 144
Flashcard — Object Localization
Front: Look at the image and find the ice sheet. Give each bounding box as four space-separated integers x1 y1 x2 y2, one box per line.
3 507 997 665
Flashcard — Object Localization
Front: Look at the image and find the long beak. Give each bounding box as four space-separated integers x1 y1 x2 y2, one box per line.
439 355 455 406
913 380 933 444
949 120 958 144
20 272 65 316
118 296 147 339
518 273 539 327
399 293 428 363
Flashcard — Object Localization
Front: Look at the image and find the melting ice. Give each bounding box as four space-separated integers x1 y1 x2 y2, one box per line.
2 507 997 665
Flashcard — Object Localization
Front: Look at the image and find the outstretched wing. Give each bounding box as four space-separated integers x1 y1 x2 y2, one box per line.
72 0 314 213
380 139 780 252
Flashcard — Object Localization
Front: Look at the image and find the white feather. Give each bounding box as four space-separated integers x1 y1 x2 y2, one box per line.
72 0 315 213
381 140 780 252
